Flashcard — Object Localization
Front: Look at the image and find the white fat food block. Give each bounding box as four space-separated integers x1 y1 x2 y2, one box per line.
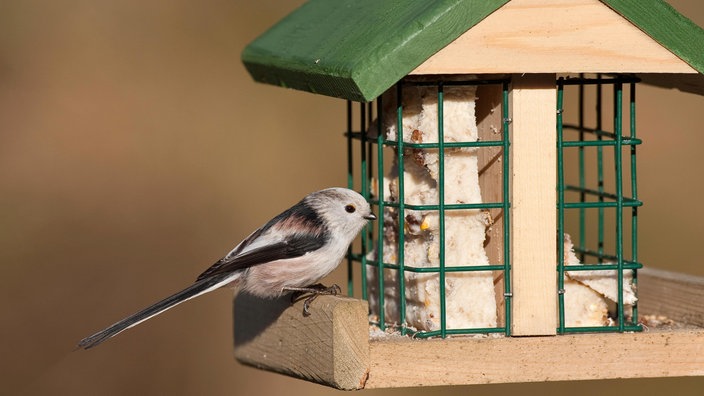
562 237 608 326
563 278 609 327
367 85 497 331
562 234 637 326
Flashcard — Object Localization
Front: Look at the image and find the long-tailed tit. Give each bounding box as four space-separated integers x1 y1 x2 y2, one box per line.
78 187 376 349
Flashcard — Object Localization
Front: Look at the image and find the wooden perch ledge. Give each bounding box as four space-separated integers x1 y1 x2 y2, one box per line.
234 268 704 390
233 293 369 390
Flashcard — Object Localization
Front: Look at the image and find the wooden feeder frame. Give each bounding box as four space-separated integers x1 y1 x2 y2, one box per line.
234 267 704 389
238 0 704 389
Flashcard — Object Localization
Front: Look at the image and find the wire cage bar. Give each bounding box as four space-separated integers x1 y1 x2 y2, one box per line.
347 75 642 338
347 77 511 338
557 75 643 334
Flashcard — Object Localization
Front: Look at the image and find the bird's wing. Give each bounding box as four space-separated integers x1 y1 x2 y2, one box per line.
196 200 328 281
196 232 326 281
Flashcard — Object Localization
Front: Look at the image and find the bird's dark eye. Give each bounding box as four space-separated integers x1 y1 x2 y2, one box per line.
345 204 356 213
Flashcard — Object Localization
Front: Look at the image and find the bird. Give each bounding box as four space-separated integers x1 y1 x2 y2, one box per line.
78 187 376 349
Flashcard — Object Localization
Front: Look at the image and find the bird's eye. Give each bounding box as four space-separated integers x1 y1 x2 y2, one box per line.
345 204 356 213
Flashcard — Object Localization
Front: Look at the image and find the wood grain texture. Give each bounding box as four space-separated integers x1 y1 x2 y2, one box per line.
234 294 369 390
233 269 703 388
476 84 508 325
509 74 557 335
366 267 704 387
411 0 697 75
639 267 704 327
366 330 704 388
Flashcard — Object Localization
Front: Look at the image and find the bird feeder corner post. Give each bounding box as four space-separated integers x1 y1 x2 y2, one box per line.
509 73 558 336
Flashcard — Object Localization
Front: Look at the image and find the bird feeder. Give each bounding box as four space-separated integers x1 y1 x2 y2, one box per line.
235 0 704 389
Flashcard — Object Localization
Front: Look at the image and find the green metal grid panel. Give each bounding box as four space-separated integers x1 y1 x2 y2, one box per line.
347 75 642 337
347 78 511 338
557 75 643 334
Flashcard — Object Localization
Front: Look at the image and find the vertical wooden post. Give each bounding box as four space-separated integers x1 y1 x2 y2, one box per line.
476 84 506 325
509 74 557 336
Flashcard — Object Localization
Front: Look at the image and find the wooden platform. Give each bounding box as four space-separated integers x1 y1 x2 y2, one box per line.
233 267 704 389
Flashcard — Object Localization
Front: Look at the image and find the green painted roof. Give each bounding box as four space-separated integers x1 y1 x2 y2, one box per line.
602 0 704 75
242 0 704 101
242 0 508 102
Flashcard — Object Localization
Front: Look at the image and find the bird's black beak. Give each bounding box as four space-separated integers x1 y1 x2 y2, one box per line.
364 213 377 220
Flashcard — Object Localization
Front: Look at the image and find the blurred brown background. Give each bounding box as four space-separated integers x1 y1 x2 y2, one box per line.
2 1 703 395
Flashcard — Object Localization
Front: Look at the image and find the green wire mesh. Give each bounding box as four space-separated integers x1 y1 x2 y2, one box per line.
557 75 643 334
347 75 642 337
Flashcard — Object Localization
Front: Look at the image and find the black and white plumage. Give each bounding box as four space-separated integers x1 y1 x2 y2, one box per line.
78 187 375 349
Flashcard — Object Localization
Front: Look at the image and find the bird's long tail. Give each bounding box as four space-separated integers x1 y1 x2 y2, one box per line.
78 275 234 350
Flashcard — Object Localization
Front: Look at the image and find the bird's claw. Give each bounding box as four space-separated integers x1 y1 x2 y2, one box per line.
283 283 342 316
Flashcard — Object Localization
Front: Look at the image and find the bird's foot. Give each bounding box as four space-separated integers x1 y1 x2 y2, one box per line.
283 284 342 316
